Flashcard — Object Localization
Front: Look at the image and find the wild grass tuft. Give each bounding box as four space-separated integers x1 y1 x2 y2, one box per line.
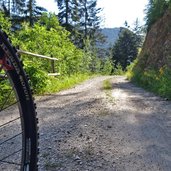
103 79 112 90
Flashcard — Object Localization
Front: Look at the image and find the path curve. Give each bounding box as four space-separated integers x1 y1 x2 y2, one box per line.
37 76 171 171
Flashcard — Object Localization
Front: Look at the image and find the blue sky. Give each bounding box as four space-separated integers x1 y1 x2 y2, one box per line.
36 0 149 28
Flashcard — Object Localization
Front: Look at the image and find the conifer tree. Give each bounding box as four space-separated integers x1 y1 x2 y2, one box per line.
55 0 76 31
112 28 139 70
55 0 103 49
0 0 46 27
78 0 102 47
26 0 46 26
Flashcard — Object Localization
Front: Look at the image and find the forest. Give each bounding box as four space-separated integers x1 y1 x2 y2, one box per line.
0 0 171 97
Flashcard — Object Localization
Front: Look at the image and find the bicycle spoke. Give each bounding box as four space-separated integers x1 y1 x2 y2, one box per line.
0 132 22 146
0 101 18 112
0 72 22 169
0 149 22 165
0 87 15 111
0 116 20 128
0 74 7 79
0 29 38 170
0 160 20 166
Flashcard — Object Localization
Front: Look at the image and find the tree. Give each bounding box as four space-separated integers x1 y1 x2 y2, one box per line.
145 0 169 30
132 18 143 46
0 0 47 27
78 0 102 47
55 0 78 31
25 0 47 26
55 0 103 50
0 0 25 17
111 28 139 71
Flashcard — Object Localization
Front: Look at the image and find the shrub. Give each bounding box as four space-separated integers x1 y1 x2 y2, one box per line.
129 64 171 99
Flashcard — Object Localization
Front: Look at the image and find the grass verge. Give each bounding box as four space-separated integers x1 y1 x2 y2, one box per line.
103 79 115 105
127 63 171 100
40 73 91 94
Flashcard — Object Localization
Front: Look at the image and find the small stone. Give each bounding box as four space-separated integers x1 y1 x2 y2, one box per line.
74 155 80 160
67 131 71 134
79 161 83 165
107 125 112 129
86 136 90 140
79 133 83 137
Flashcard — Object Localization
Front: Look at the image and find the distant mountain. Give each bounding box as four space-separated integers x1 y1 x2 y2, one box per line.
100 28 120 49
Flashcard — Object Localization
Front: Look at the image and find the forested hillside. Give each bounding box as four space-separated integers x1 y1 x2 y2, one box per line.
128 0 171 99
100 28 120 49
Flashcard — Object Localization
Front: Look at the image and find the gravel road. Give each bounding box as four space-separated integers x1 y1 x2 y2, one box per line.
37 76 171 171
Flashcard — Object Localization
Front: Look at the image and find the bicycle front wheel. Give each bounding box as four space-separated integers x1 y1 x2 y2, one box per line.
0 30 38 170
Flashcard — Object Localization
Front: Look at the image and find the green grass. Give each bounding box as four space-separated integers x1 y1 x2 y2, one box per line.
103 79 112 90
41 73 91 94
103 79 115 105
128 65 171 100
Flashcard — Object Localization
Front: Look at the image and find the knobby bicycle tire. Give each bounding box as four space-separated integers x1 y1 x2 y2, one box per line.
0 30 38 170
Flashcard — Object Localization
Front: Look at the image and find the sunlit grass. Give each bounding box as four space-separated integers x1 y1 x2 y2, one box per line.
41 73 91 94
103 79 112 90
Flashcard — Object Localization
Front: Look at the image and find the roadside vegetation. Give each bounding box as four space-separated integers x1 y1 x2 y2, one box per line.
127 0 171 99
127 60 171 100
1 0 171 100
1 0 141 96
0 8 113 95
103 79 112 90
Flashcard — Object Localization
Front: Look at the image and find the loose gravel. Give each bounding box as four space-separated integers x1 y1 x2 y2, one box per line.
37 76 171 171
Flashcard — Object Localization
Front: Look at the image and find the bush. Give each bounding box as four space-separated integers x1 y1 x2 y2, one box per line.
129 64 171 99
101 58 113 75
13 13 88 93
24 62 49 94
0 12 11 34
113 63 125 75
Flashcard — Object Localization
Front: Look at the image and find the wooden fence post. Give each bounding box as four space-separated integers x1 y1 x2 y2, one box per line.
51 55 55 73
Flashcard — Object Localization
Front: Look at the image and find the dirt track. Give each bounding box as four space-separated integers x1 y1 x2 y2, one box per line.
37 76 171 171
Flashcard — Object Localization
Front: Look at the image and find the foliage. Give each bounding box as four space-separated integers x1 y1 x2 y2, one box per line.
15 14 83 73
111 28 139 71
24 60 49 94
0 78 15 107
145 0 171 30
128 63 171 99
112 63 125 75
0 12 11 34
0 10 110 96
103 79 112 90
55 0 103 49
126 59 138 79
101 58 113 75
0 0 47 27
55 0 77 30
43 73 91 94
11 13 90 93
89 54 101 73
78 0 102 47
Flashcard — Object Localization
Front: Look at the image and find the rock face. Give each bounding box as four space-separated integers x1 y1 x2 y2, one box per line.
138 9 171 70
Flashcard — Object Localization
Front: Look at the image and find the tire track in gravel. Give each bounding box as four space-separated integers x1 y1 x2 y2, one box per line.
37 76 171 171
